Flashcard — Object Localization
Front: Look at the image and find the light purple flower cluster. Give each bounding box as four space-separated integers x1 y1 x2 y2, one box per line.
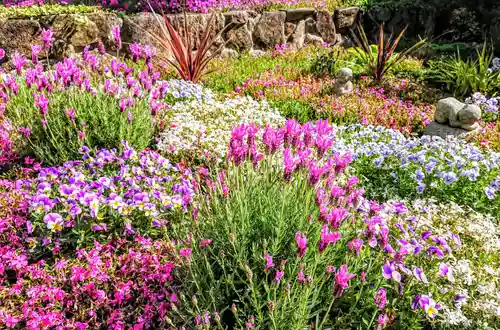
16 142 195 251
466 92 499 120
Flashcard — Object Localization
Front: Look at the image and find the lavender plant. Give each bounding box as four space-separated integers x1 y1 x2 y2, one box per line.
166 120 462 329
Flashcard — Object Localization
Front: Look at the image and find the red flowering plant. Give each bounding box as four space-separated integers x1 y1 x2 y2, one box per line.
164 119 462 329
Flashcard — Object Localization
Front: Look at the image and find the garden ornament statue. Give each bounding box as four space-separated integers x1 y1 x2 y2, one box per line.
434 97 482 131
333 67 354 96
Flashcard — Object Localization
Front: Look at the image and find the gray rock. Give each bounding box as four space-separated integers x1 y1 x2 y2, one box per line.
250 49 266 57
0 19 42 57
423 122 473 139
86 12 122 52
282 8 316 22
304 33 324 46
221 47 238 58
253 11 286 49
285 22 296 39
315 10 337 44
223 11 248 26
435 97 464 127
333 7 360 32
305 17 319 35
226 23 253 51
122 13 168 58
50 14 99 48
165 13 224 49
287 20 305 50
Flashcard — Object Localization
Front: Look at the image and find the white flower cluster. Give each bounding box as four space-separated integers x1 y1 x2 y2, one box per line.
157 96 285 158
405 199 500 328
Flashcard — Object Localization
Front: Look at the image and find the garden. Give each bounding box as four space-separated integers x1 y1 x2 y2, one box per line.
0 0 499 329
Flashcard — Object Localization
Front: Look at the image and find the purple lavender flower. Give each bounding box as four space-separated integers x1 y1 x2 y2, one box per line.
41 28 54 50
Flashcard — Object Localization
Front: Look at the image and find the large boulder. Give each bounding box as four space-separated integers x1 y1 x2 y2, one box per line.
0 19 42 57
121 12 168 58
165 12 224 50
281 8 315 22
253 11 286 49
224 11 253 51
287 20 306 50
49 14 99 49
315 10 337 44
86 12 122 51
334 7 360 33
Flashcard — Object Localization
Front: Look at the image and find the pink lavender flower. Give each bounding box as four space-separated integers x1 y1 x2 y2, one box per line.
333 264 356 296
264 253 275 272
374 288 387 310
34 93 49 117
129 42 142 61
295 232 307 258
64 108 76 124
0 48 5 60
180 247 193 260
31 45 42 64
199 239 212 248
377 313 389 329
318 224 341 252
11 51 26 74
347 238 363 255
41 28 54 50
112 26 122 50
274 270 284 283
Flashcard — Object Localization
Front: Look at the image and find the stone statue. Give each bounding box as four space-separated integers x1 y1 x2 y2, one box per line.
434 97 482 131
333 67 354 96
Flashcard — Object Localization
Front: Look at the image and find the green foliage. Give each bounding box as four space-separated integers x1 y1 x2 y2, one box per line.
0 4 101 19
6 86 153 165
270 99 321 123
204 50 312 93
427 44 500 97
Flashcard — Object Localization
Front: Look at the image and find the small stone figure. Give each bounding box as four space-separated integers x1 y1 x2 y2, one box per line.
435 97 482 131
333 67 354 96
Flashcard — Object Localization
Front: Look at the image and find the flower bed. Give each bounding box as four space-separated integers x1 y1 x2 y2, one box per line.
333 124 500 218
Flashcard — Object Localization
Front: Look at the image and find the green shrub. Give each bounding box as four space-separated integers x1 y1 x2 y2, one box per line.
427 44 500 96
6 86 154 165
0 4 101 19
270 98 321 123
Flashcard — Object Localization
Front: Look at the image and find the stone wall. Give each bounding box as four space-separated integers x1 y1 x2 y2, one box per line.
0 7 359 61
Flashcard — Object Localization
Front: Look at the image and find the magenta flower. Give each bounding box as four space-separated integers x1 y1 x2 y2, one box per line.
333 264 356 296
199 239 212 248
377 313 389 329
34 93 49 117
112 26 122 50
274 270 284 283
374 288 387 310
129 42 142 61
264 253 275 272
180 247 193 260
11 51 26 74
295 232 307 258
64 108 76 124
347 238 364 255
41 28 54 50
0 48 5 60
318 224 341 252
